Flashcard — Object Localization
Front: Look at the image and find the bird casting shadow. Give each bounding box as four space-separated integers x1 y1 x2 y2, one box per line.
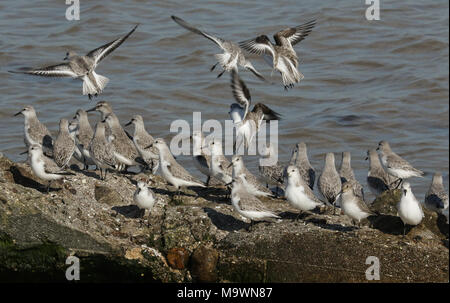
203 207 249 232
368 214 408 236
9 165 60 193
111 205 143 218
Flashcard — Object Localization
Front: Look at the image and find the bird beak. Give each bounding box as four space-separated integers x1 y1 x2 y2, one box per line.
145 144 153 149
227 163 233 169
73 115 77 119
20 150 28 155
125 121 132 126
376 147 380 151
86 107 96 112
14 111 22 117
365 156 368 161
101 119 106 123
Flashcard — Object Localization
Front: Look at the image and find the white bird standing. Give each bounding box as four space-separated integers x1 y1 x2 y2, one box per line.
397 182 424 235
339 182 375 227
134 179 156 226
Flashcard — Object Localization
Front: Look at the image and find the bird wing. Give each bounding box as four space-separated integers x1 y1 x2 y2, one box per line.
86 24 138 66
171 16 225 49
273 19 316 46
10 63 78 78
252 103 281 121
231 69 251 118
239 35 276 57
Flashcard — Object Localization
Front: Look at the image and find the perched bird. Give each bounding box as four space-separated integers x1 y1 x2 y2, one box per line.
285 165 324 216
230 175 280 229
86 100 113 121
89 122 117 180
190 131 221 186
377 141 424 188
209 139 233 185
73 109 95 169
148 138 205 198
229 155 272 197
53 119 76 169
339 182 375 227
125 115 159 174
229 70 280 150
258 143 285 196
68 120 85 166
424 172 448 213
365 149 392 197
134 179 156 226
397 182 424 235
10 25 139 99
103 114 140 170
339 151 364 201
171 15 266 81
239 19 316 90
288 142 315 190
28 144 74 192
318 153 342 214
14 105 53 157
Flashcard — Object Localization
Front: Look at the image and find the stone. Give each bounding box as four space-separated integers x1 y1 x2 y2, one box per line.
94 184 124 206
190 245 219 282
167 247 190 270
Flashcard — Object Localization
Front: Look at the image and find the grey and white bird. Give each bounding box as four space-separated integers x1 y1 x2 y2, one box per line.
103 114 140 170
134 179 156 226
86 100 114 121
377 141 424 188
258 143 285 196
231 175 280 228
148 138 205 196
171 16 266 81
68 120 85 166
229 70 280 150
14 105 53 157
424 172 448 213
229 155 272 197
73 109 96 169
28 144 74 192
209 139 233 185
190 130 222 186
339 151 365 201
397 182 424 235
285 165 323 215
288 142 315 190
89 122 117 180
125 115 159 174
318 153 342 214
339 182 375 227
239 19 316 90
53 119 76 169
365 149 392 197
10 25 138 99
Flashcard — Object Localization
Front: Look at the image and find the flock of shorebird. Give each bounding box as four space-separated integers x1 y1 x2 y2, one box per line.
10 17 449 234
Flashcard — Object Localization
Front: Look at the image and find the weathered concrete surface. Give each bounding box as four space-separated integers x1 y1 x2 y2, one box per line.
0 153 448 282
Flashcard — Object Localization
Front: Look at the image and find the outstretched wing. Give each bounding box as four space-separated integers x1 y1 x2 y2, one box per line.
86 24 139 66
10 63 78 78
274 19 316 46
239 35 275 57
252 103 281 121
230 69 251 118
171 15 225 49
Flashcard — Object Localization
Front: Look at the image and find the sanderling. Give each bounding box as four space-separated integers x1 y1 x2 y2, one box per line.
73 109 95 169
14 105 53 157
397 182 424 235
318 153 342 214
28 144 74 192
365 149 392 197
89 122 117 180
229 155 272 197
148 138 205 197
239 19 316 90
258 143 285 196
134 179 156 226
339 151 365 201
229 70 280 150
125 115 159 174
68 120 84 166
339 182 375 227
86 100 113 121
377 141 424 188
288 142 315 190
285 165 323 216
103 114 140 170
190 131 222 186
424 172 448 213
53 119 76 169
171 16 266 81
10 25 138 100
209 139 233 185
230 176 280 229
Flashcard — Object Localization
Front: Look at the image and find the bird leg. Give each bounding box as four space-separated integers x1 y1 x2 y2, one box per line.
210 63 218 71
88 94 92 100
217 70 225 78
206 176 211 187
46 181 52 193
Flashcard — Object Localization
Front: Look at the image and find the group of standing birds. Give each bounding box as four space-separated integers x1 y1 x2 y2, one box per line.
10 17 448 233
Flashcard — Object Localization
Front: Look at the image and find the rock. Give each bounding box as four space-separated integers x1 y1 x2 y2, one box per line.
0 154 448 282
190 245 219 282
167 247 190 270
94 184 124 206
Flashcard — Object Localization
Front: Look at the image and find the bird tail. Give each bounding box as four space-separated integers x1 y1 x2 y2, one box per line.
92 71 109 92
